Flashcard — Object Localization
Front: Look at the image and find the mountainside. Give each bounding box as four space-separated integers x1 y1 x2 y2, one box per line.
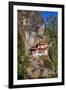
17 10 45 54
17 10 58 79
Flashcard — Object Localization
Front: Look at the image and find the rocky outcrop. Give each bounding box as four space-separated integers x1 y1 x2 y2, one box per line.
17 10 45 54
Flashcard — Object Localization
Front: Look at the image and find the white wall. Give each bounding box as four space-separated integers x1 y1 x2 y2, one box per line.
0 0 66 90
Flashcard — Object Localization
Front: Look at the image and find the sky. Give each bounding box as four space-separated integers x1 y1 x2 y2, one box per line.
40 11 58 23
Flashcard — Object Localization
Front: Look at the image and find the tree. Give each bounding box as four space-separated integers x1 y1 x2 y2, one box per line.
17 31 30 79
44 15 58 76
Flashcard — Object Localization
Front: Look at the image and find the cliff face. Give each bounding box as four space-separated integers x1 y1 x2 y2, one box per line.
17 10 45 54
17 10 58 79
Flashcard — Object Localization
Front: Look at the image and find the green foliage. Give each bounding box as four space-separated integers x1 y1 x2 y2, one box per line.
18 31 25 63
17 31 30 79
44 15 58 75
44 60 52 69
39 55 48 61
48 73 58 78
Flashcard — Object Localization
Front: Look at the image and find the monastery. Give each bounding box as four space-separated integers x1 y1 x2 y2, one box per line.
30 42 49 58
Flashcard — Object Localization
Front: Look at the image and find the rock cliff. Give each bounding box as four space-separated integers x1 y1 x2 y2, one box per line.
17 10 45 54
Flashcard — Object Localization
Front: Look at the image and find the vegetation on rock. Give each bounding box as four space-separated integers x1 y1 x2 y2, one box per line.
17 10 58 79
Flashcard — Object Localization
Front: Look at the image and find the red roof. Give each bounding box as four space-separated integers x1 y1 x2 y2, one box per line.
30 47 48 51
30 48 38 51
30 43 48 51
